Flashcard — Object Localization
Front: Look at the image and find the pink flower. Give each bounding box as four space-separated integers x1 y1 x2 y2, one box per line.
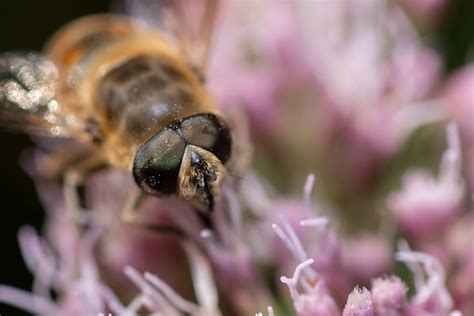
396 245 459 315
104 242 221 316
0 224 106 315
274 175 344 277
388 124 464 240
371 276 408 316
271 187 341 316
206 0 448 197
297 0 443 156
343 287 374 316
272 207 349 299
280 259 340 316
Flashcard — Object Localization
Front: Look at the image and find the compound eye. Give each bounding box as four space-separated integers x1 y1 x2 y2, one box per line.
180 113 232 163
133 129 185 195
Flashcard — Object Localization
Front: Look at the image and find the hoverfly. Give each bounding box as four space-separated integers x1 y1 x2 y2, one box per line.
0 0 233 226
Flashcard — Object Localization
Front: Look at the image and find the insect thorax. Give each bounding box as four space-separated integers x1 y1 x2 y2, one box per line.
95 54 209 144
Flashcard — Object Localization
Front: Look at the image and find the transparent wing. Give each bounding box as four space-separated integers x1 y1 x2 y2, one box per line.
124 0 220 72
0 52 78 137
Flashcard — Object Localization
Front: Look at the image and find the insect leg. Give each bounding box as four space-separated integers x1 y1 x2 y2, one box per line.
63 154 105 223
35 147 92 181
121 187 146 223
121 189 184 236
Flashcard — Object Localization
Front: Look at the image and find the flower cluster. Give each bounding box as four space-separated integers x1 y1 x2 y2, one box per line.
0 164 466 315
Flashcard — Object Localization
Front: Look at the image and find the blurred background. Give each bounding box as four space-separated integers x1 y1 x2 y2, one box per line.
0 0 473 315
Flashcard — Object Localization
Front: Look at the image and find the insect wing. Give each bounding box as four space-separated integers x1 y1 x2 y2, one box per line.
0 52 77 137
124 0 220 72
